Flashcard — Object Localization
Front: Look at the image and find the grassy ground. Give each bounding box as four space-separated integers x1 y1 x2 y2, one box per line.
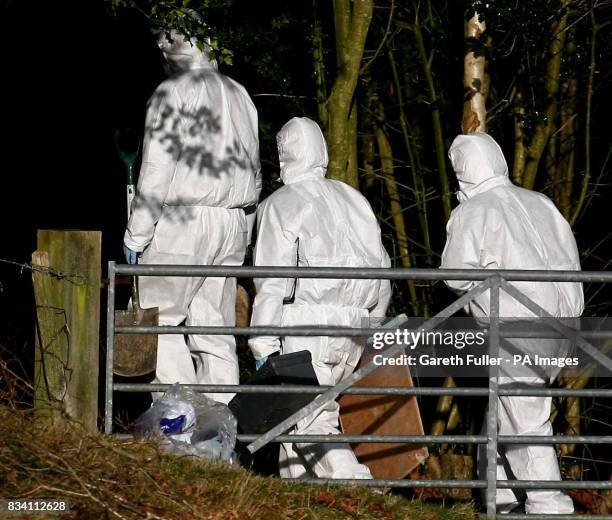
0 405 476 520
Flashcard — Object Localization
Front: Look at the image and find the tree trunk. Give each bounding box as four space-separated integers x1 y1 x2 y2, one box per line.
522 0 569 190
388 46 433 263
346 103 359 187
362 130 377 189
412 8 452 220
558 72 577 218
546 126 559 199
312 5 329 132
546 30 577 218
326 0 374 186
462 10 487 133
374 98 419 314
571 7 599 225
550 29 577 219
430 376 456 437
512 89 527 185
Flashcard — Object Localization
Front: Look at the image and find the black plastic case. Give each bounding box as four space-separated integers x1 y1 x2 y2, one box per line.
229 350 319 434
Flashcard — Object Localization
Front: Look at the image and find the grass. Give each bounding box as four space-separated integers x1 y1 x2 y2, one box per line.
0 405 476 520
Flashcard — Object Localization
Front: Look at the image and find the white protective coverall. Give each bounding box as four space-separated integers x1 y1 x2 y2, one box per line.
249 117 391 479
441 133 584 514
124 29 261 404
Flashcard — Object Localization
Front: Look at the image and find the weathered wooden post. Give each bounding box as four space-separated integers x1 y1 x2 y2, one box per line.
32 230 101 431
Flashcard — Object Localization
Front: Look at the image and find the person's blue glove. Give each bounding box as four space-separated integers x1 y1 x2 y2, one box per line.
254 351 280 370
255 356 268 371
123 245 138 265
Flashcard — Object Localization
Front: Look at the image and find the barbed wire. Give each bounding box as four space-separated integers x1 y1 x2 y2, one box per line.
0 258 87 286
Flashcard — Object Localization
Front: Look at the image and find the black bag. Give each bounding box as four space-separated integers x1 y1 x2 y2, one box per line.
229 350 319 434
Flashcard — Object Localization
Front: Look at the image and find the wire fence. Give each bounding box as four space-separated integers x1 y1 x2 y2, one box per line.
0 257 87 285
105 263 612 520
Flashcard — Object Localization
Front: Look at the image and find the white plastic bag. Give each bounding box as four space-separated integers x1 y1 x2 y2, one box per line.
135 384 237 462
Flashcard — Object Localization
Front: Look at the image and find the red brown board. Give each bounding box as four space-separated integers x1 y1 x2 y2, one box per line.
339 351 428 479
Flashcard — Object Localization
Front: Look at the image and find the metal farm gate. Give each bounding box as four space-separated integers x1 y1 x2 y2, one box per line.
105 263 612 520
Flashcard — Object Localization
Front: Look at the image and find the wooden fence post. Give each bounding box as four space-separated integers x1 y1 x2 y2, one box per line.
32 230 101 432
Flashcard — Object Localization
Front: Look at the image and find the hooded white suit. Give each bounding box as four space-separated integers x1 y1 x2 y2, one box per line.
441 133 584 514
124 28 261 404
249 117 391 479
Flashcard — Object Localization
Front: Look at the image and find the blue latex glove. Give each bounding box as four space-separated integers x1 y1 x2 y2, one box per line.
255 356 268 371
255 351 280 370
123 245 138 264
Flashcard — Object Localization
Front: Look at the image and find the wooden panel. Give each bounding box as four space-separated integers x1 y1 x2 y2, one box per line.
339 351 428 479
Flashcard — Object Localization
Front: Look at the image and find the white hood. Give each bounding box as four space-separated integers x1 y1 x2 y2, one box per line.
448 132 509 201
158 20 218 74
276 117 328 185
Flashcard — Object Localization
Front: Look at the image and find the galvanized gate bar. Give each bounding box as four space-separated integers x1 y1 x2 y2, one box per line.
113 383 493 395
503 513 612 520
287 479 612 490
105 262 116 435
486 279 501 519
115 264 612 282
295 478 486 488
237 434 487 443
112 382 612 398
499 481 612 490
235 434 612 444
114 324 612 339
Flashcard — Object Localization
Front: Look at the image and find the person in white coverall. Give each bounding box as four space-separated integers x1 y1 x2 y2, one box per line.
249 117 391 479
123 24 261 404
441 133 584 514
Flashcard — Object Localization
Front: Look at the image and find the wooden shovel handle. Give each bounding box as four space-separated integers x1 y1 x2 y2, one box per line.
132 276 141 312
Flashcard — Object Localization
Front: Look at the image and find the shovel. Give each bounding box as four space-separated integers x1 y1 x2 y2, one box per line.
113 129 159 377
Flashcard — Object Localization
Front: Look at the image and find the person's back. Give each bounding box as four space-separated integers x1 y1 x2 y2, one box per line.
249 117 390 480
441 132 582 514
249 117 390 356
442 133 583 319
261 175 388 309
126 32 260 250
152 69 258 208
123 21 261 405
